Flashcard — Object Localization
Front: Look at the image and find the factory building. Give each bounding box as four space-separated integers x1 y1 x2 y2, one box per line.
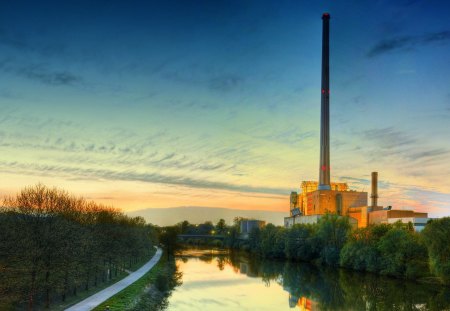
285 13 368 229
290 181 349 216
369 209 429 232
366 171 430 230
286 170 430 230
285 186 367 228
284 13 430 231
287 181 366 228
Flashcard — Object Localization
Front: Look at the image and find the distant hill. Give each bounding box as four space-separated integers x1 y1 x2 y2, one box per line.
127 206 287 226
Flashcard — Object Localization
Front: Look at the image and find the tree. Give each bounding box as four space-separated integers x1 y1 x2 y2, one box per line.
197 221 214 235
179 220 190 234
377 226 428 279
215 219 226 234
422 217 450 284
248 227 261 253
259 224 286 258
0 184 156 309
316 214 351 266
159 226 180 257
285 224 320 262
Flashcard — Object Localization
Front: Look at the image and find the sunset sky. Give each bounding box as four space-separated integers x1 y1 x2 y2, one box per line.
1 0 449 218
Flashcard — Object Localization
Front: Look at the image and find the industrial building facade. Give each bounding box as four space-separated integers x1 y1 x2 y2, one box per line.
285 181 366 228
284 14 429 231
285 174 429 230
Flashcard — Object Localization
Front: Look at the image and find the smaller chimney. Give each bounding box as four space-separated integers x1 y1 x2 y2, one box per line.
371 172 378 208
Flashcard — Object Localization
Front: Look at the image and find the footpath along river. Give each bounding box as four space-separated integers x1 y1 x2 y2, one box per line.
164 248 450 311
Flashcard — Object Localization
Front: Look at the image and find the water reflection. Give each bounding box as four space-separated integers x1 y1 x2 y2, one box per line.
169 248 450 311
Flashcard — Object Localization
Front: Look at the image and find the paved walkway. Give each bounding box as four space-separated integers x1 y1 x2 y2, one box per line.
65 247 163 311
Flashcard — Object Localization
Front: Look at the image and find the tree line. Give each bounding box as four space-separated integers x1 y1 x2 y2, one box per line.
175 214 450 285
0 184 157 310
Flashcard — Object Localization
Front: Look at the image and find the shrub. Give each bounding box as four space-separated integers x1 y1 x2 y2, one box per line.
422 217 450 284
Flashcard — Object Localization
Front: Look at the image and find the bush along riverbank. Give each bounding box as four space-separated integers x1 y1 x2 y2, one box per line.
226 214 450 285
174 214 450 285
93 252 182 311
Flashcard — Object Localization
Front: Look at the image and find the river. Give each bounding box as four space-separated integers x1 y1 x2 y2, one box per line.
165 248 450 311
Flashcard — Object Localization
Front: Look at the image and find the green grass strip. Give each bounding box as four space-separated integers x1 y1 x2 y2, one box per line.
52 250 156 311
93 253 167 311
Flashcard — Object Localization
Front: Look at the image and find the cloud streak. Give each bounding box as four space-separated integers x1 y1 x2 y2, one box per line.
407 148 450 161
0 59 82 86
208 74 243 92
0 27 65 57
0 161 289 196
0 112 243 176
361 127 450 164
18 65 81 86
0 28 35 52
368 30 450 57
362 127 417 149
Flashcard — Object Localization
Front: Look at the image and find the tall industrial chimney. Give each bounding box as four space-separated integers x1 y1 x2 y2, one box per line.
371 172 378 208
318 13 331 190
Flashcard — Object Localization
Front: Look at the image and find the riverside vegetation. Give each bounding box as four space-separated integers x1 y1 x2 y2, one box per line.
0 184 158 310
93 227 182 311
176 215 450 285
169 247 450 310
93 252 181 311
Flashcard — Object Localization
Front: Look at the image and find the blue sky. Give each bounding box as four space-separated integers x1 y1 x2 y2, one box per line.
0 0 449 217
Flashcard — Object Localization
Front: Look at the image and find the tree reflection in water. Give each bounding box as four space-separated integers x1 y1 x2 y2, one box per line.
175 248 450 311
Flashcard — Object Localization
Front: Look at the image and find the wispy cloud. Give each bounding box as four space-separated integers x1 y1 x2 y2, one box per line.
0 161 289 195
0 113 240 176
0 27 79 87
357 126 450 194
362 127 417 149
0 27 65 57
0 59 82 86
407 148 450 161
339 176 370 186
208 74 243 92
0 28 34 52
18 65 81 86
361 127 450 165
367 30 450 57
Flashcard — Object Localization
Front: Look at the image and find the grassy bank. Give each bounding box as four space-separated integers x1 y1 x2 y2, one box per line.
52 249 156 311
93 252 180 311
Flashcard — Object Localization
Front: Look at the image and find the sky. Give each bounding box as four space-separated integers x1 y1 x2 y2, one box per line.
1 0 450 218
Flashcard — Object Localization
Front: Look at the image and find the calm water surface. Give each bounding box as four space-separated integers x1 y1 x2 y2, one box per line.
166 248 450 311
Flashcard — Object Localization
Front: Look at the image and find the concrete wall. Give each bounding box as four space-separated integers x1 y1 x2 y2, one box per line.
307 190 368 216
284 214 357 228
347 206 368 228
369 210 428 225
284 215 322 228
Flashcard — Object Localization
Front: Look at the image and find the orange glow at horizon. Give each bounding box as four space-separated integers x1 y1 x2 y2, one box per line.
0 172 287 213
1 170 449 219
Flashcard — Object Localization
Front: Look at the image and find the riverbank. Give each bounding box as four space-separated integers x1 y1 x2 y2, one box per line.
165 247 450 310
51 250 156 311
92 250 181 311
65 248 162 311
176 215 450 286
